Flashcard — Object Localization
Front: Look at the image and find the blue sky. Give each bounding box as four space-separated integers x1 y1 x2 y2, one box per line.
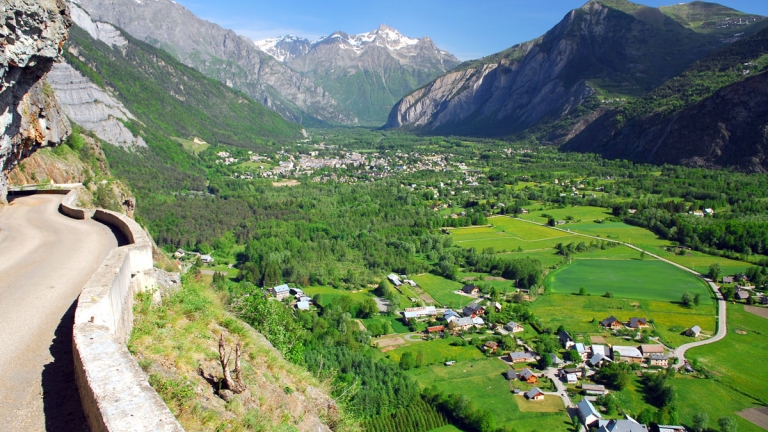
175 0 768 60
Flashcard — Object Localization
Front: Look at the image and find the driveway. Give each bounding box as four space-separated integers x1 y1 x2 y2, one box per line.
0 194 120 430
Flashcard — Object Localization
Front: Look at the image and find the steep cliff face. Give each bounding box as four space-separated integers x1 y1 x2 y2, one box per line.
565 72 768 171
0 0 71 202
385 0 746 138
71 0 356 125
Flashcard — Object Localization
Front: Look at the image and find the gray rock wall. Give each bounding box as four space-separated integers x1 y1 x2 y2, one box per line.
0 0 72 202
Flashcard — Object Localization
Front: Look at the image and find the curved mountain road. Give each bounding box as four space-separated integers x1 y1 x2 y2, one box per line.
0 194 120 431
512 217 728 367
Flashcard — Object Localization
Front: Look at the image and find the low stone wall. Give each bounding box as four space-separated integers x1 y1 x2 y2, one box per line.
58 189 184 431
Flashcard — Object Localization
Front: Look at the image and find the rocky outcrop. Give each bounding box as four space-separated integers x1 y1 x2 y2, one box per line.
46 61 146 148
71 0 356 125
0 0 72 202
565 72 768 172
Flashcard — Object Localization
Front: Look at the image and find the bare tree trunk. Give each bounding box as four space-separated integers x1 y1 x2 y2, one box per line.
219 334 247 393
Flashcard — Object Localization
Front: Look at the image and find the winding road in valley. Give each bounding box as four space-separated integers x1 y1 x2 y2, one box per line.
0 194 120 431
512 216 728 367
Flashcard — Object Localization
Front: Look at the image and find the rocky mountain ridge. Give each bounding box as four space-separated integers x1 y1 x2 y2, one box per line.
257 24 460 124
0 0 72 202
71 0 357 125
385 0 766 139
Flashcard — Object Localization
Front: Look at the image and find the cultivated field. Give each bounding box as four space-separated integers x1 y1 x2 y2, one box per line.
386 337 484 365
530 294 717 348
411 273 474 308
545 260 712 304
407 358 571 431
451 218 578 252
517 206 613 224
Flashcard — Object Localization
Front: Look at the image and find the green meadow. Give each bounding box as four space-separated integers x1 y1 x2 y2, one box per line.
412 273 475 308
406 358 571 431
545 260 712 304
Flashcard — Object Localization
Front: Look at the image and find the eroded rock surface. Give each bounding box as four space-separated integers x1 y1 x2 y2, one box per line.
0 0 72 201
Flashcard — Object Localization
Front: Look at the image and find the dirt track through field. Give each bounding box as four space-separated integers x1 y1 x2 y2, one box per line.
738 407 768 430
745 305 768 319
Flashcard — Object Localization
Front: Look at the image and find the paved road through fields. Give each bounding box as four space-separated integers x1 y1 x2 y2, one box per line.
512 216 728 367
0 194 119 431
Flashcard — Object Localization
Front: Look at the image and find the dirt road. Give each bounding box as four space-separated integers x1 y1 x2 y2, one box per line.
0 194 120 431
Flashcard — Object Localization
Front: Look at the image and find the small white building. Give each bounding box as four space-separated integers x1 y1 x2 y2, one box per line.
201 255 214 264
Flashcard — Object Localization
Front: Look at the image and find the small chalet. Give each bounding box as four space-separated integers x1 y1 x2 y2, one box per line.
649 353 669 367
174 249 185 258
504 369 518 380
426 325 445 334
271 284 291 300
582 384 608 395
639 344 665 358
508 351 535 364
461 284 480 295
504 321 525 333
484 341 499 353
685 325 702 338
558 329 575 349
600 316 623 329
525 387 545 400
627 318 648 329
519 368 538 384
735 290 750 301
462 302 485 318
201 254 214 264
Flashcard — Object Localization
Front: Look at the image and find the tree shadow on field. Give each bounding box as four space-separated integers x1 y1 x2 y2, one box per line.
41 299 90 432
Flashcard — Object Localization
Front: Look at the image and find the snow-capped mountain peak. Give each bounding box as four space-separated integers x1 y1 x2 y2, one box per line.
254 35 312 62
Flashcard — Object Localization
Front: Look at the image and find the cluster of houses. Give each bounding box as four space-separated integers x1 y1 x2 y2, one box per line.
599 316 649 330
559 329 670 368
173 249 214 264
721 275 768 304
577 399 687 432
269 284 314 311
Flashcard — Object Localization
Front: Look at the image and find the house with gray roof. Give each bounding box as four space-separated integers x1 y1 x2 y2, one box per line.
504 369 518 380
519 368 538 384
596 418 648 432
685 325 702 337
525 387 544 400
508 351 535 364
270 284 291 300
558 329 575 349
504 321 524 333
549 353 564 367
577 399 602 427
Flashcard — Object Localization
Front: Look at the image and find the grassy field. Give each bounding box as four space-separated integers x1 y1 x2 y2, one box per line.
673 378 765 432
171 137 209 155
407 358 572 431
412 273 474 308
517 206 613 224
303 286 375 306
386 337 485 365
530 294 717 347
363 315 410 334
686 304 768 406
545 260 712 304
450 218 579 252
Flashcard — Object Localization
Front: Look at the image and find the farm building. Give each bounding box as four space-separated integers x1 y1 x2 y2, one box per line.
504 321 524 333
296 301 310 311
519 368 538 384
577 399 603 427
388 273 403 286
735 290 750 300
404 306 437 320
271 284 291 300
685 325 702 337
582 384 608 395
649 354 669 367
426 325 445 334
600 316 624 329
453 317 475 330
639 344 665 358
504 369 518 380
201 254 214 264
525 387 545 400
508 351 535 364
612 346 644 364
